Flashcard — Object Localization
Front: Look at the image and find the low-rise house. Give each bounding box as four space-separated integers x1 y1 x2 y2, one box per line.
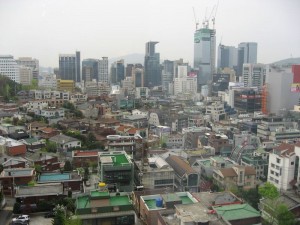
15 183 65 214
158 203 222 225
8 130 29 140
72 150 99 168
37 172 82 193
0 136 27 156
76 189 135 225
213 165 256 191
165 133 184 149
0 168 36 196
39 127 60 139
49 133 81 150
1 157 27 169
134 156 174 190
213 203 261 225
33 154 60 171
27 121 48 137
192 191 242 208
20 137 45 152
165 155 199 192
192 156 237 179
140 192 198 225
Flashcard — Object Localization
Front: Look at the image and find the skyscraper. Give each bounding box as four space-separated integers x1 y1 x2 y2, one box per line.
16 57 39 79
217 44 238 69
162 60 174 92
82 58 99 82
144 41 161 87
59 51 81 82
242 63 265 88
237 42 257 77
194 22 216 91
98 57 109 84
110 59 125 85
0 55 20 83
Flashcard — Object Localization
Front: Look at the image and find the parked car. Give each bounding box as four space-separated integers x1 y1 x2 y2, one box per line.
44 211 55 218
12 215 30 223
12 221 28 225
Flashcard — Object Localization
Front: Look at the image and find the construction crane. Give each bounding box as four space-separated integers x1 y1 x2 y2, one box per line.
193 7 199 31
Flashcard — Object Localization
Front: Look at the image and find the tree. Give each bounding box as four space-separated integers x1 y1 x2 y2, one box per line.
65 217 82 225
236 186 261 210
161 143 167 148
52 204 66 225
64 160 73 172
47 141 57 153
259 182 279 200
13 202 21 214
276 204 295 225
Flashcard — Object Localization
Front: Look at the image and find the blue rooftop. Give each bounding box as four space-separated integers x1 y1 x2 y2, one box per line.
39 173 71 182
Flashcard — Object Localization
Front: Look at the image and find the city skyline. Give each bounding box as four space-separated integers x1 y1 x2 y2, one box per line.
0 0 299 67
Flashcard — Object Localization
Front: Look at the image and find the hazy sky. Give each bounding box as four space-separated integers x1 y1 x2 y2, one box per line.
0 0 299 67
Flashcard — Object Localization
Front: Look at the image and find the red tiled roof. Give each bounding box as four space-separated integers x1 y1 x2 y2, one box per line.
219 168 237 177
274 143 295 157
74 151 98 157
41 127 56 133
127 128 137 134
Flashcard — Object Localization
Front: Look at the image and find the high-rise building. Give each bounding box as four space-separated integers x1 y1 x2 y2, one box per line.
126 64 134 77
162 60 174 91
144 41 161 87
82 59 99 82
16 57 39 80
237 42 257 77
111 59 125 85
217 44 237 69
0 55 20 83
132 64 144 87
242 63 266 88
98 57 109 84
194 23 216 90
174 65 197 96
264 65 299 115
19 66 33 85
59 51 81 82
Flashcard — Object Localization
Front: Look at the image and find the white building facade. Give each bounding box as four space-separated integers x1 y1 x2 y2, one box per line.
0 55 20 83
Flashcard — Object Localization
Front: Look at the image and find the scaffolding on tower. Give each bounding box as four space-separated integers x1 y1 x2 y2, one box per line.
262 84 268 115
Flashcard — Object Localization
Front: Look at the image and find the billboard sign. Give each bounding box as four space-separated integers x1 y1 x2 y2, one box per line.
291 83 300 92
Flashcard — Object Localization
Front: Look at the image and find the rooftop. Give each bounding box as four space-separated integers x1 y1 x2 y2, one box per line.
15 183 64 197
99 152 131 166
73 150 99 157
2 168 35 177
213 203 260 221
38 173 72 182
76 191 132 209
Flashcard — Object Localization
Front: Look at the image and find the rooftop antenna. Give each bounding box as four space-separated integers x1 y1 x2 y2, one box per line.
192 7 199 30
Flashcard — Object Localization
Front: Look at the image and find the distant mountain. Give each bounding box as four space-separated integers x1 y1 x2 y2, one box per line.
109 53 144 65
271 57 300 66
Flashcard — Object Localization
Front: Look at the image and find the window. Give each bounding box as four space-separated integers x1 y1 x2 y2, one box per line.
291 162 294 165
276 158 281 164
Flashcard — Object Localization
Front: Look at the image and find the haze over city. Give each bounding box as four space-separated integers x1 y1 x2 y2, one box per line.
0 0 299 67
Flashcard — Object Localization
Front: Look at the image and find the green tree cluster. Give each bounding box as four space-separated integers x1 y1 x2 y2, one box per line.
259 182 295 225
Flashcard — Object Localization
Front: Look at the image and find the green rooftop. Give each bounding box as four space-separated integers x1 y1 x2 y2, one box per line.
180 196 193 204
144 199 164 210
100 153 130 166
90 190 109 198
77 192 131 209
213 204 260 221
